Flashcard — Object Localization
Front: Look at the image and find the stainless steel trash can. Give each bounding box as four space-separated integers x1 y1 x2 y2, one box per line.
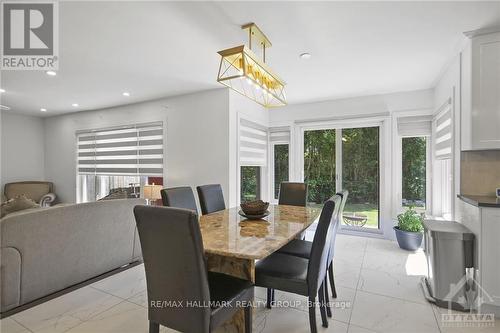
421 219 475 311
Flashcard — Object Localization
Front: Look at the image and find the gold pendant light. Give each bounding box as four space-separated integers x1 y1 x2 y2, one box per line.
217 23 286 108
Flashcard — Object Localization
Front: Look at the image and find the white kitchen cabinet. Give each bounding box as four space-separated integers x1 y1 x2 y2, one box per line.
481 208 500 308
461 30 500 150
456 198 500 314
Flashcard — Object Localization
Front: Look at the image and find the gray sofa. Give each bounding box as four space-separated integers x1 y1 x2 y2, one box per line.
0 198 145 313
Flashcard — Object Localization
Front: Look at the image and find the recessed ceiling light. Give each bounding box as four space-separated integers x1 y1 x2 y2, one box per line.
0 105 11 110
299 52 312 59
122 92 130 97
40 108 47 112
0 88 5 93
46 71 57 76
72 103 79 107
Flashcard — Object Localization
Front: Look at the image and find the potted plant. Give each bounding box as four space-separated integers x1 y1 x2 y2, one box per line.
394 206 424 251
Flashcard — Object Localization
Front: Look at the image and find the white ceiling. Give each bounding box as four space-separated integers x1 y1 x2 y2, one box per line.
1 1 500 116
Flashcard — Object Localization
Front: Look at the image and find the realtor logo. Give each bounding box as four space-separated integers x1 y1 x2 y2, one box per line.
1 1 58 70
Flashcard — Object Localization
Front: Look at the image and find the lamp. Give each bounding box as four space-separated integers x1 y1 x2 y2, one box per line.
143 184 162 205
217 23 286 108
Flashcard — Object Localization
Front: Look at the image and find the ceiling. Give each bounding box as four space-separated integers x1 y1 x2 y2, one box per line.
1 1 500 116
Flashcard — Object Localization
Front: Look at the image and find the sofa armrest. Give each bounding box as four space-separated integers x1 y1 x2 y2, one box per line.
0 247 22 312
40 193 56 207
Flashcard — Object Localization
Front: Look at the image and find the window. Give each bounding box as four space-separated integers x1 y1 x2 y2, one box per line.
402 137 427 211
432 100 453 219
304 129 336 204
76 122 164 202
240 166 261 202
273 144 289 199
239 119 268 203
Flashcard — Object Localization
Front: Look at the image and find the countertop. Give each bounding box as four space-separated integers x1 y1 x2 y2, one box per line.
458 194 500 208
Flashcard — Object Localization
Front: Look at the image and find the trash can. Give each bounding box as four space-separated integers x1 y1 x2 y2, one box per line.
421 219 475 311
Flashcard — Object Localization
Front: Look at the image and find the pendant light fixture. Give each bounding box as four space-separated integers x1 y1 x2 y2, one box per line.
216 23 286 108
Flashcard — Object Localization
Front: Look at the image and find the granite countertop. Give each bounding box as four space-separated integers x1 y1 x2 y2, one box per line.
458 194 500 208
199 204 321 260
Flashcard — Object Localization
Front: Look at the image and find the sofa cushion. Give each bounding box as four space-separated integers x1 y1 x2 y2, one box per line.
1 196 39 218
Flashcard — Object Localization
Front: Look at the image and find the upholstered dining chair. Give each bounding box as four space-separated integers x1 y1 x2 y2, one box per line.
255 195 341 333
134 205 254 333
196 184 226 215
3 181 56 207
276 190 348 317
278 182 308 207
161 186 198 213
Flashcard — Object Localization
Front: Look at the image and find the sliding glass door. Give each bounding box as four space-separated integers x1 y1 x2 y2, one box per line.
303 125 380 231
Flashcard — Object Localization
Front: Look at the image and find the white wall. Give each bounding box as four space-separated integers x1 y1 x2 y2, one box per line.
44 89 231 204
1 112 46 190
269 89 434 125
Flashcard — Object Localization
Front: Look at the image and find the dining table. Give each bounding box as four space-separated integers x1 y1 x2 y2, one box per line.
199 203 321 333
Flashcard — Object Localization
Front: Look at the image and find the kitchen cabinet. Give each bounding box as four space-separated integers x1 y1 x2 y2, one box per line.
456 197 500 315
461 30 500 150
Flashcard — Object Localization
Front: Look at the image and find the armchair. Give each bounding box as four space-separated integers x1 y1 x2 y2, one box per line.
3 181 57 207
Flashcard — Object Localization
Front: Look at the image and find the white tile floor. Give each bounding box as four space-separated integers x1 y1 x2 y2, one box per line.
2 234 499 333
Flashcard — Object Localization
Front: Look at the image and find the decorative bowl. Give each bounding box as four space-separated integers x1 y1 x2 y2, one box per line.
240 200 269 215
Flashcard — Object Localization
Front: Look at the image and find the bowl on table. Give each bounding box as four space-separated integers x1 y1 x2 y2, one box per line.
239 200 270 220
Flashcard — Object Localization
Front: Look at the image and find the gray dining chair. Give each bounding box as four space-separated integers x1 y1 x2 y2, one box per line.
134 205 254 333
196 184 226 215
278 182 308 207
255 195 341 333
161 186 198 213
276 190 349 317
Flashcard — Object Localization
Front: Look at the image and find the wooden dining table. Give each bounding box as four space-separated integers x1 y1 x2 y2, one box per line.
199 204 321 333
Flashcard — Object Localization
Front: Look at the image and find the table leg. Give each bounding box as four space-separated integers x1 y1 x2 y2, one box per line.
206 253 255 333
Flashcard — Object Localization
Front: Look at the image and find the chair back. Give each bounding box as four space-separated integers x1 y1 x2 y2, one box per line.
161 186 198 213
196 184 226 215
327 190 349 264
134 206 211 332
278 182 308 207
4 181 53 203
307 195 341 294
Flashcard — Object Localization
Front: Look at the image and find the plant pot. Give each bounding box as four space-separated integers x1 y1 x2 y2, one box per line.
393 226 423 251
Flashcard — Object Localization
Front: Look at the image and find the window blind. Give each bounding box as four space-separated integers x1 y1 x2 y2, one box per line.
433 101 453 160
77 122 164 176
269 126 290 143
239 119 268 166
397 115 432 137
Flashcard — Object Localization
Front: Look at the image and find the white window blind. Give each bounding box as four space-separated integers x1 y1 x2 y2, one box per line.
269 126 290 143
77 122 164 176
397 115 432 137
433 100 453 160
239 119 268 166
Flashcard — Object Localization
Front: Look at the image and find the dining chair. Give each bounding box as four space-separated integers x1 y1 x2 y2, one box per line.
161 186 198 213
196 184 226 215
134 205 254 333
275 190 348 317
255 195 341 333
278 182 308 206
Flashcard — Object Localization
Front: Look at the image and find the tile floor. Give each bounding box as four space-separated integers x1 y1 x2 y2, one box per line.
2 235 499 333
